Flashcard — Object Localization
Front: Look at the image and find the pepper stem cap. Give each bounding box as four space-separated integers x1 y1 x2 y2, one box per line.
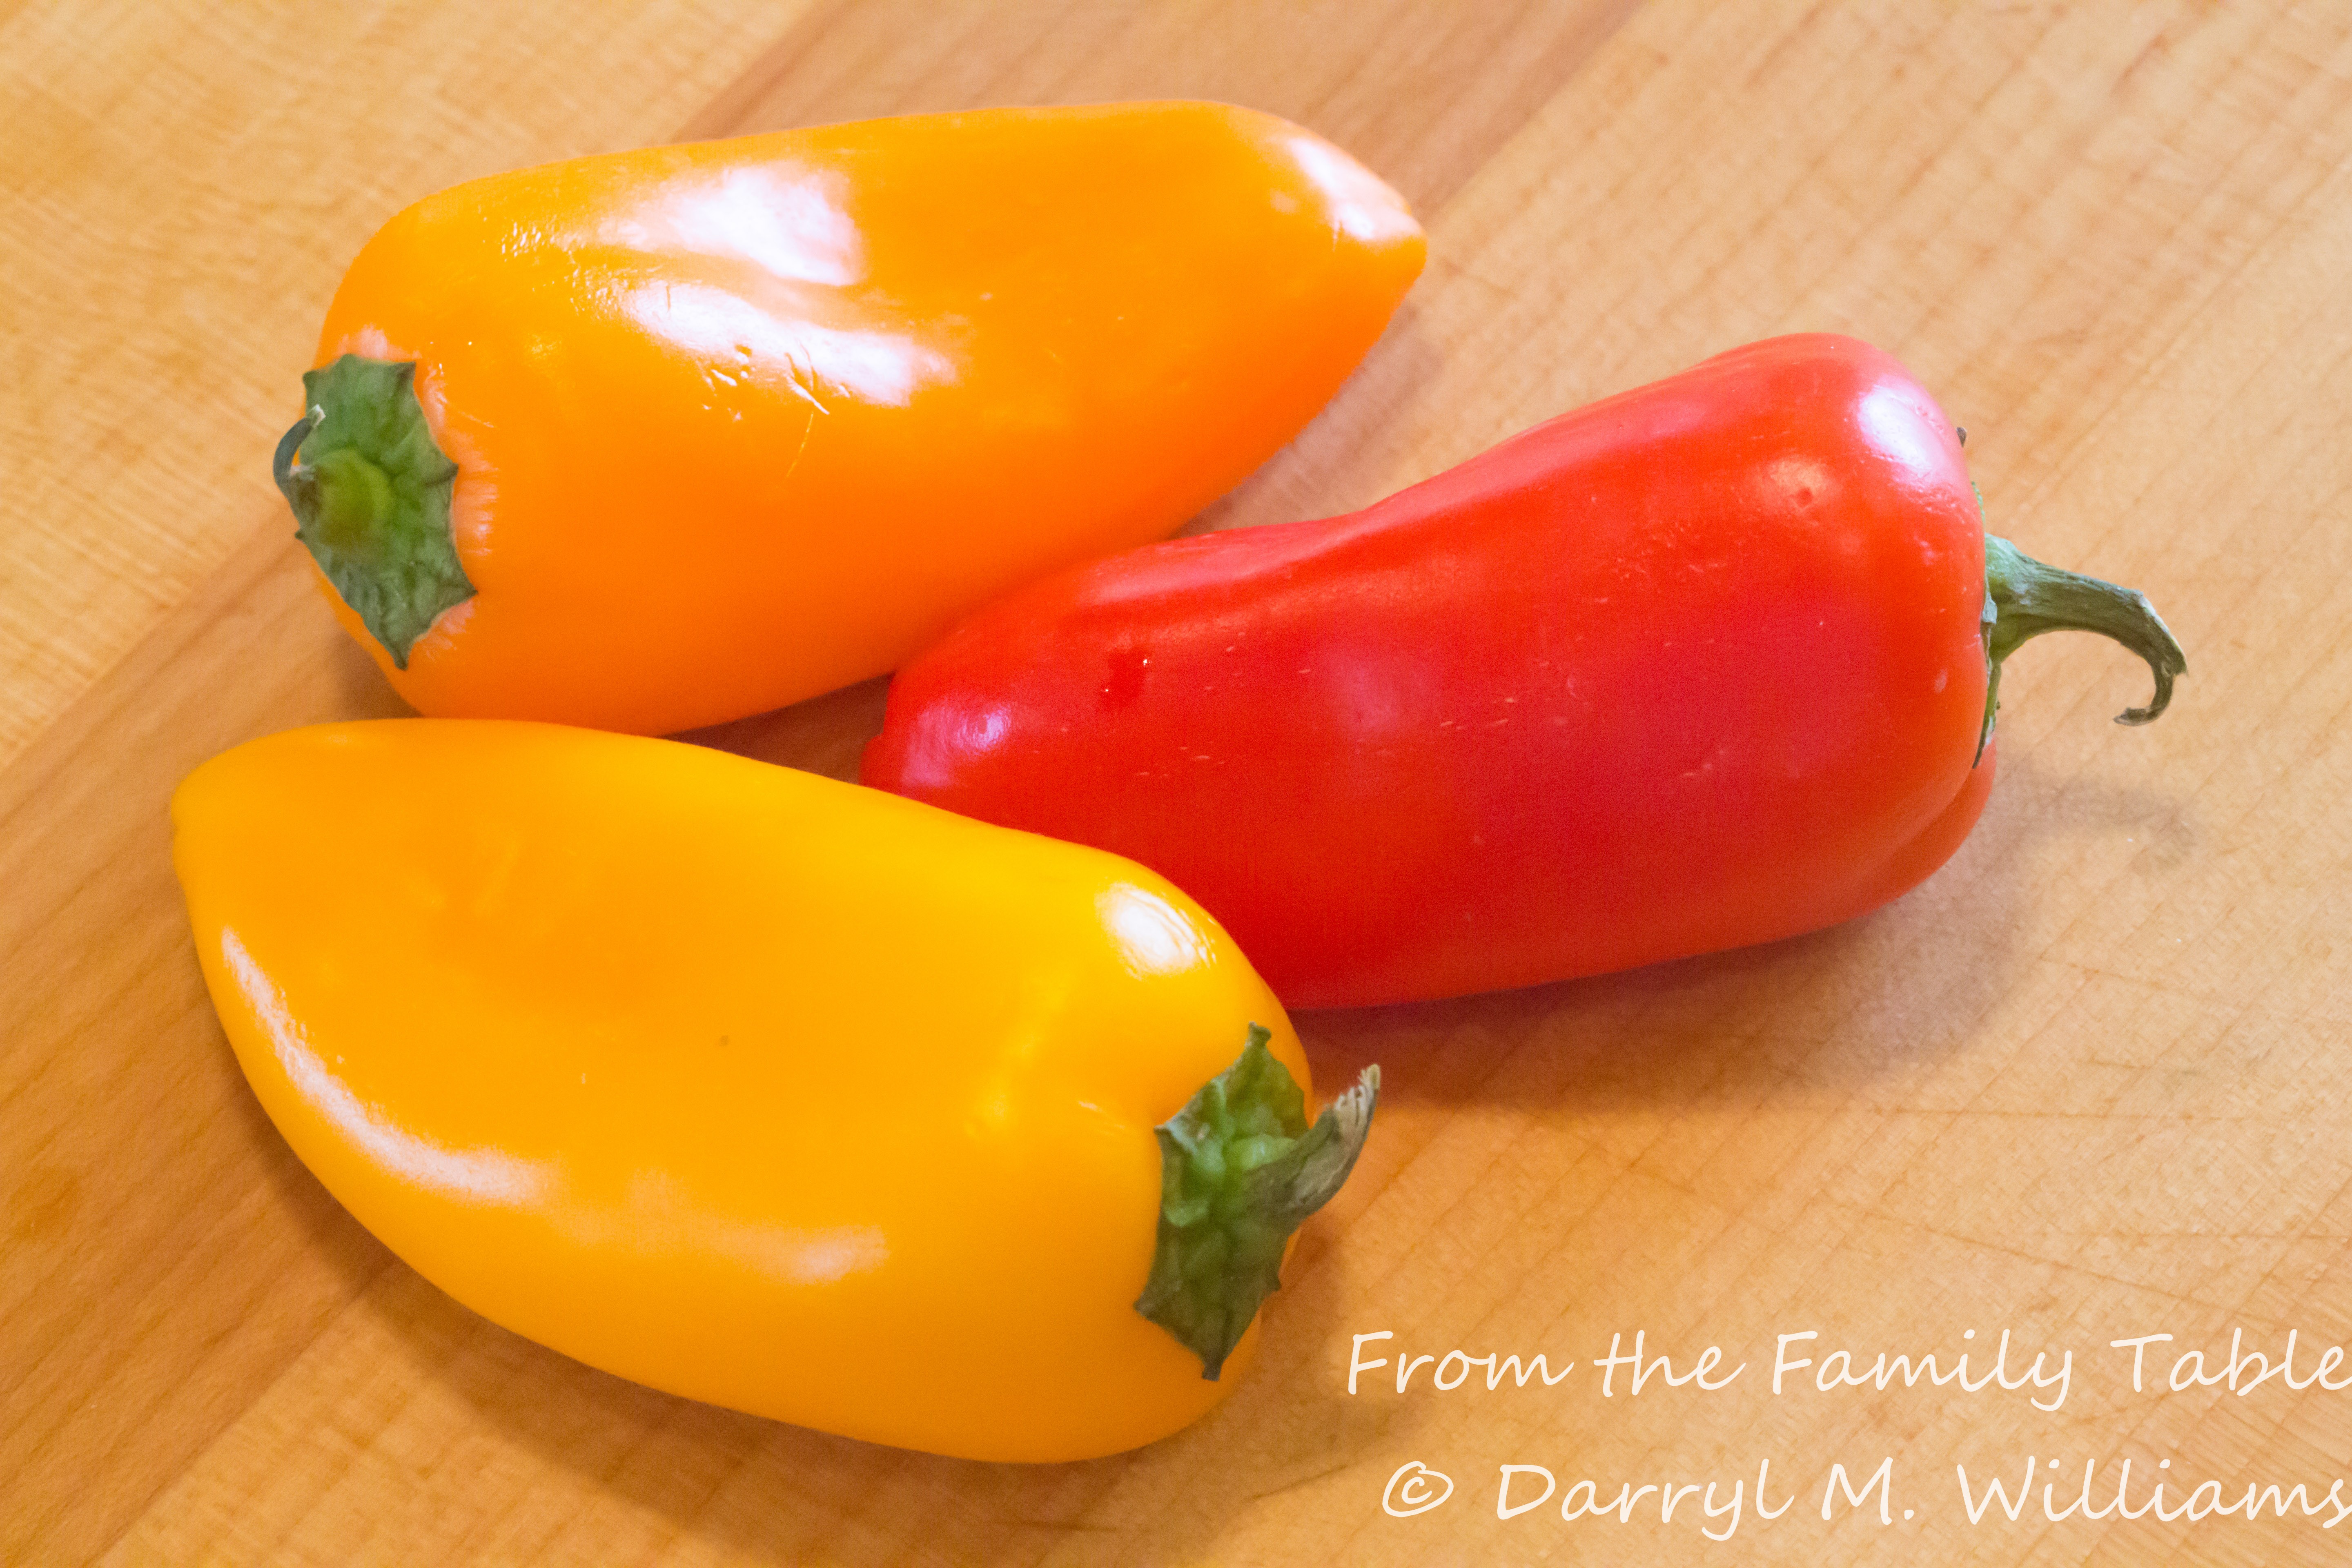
273 354 471 668
1136 1025 1380 1379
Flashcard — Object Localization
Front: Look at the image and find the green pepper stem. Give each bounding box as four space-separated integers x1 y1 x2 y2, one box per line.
272 405 323 503
274 355 471 668
1134 1026 1381 1379
1978 533 2186 762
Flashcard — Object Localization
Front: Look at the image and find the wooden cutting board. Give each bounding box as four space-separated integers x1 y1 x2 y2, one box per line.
8 3 2352 1564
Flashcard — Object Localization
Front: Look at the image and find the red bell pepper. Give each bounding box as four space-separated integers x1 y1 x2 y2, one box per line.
862 335 2184 1008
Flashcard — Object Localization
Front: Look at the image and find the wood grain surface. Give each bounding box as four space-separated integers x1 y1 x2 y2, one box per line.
5 2 2351 1564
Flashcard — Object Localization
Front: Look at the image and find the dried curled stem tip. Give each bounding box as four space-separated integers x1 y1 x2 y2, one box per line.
1977 534 2186 762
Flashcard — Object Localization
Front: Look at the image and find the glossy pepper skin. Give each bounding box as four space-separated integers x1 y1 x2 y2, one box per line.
865 335 2183 1009
172 721 1355 1461
283 102 1423 734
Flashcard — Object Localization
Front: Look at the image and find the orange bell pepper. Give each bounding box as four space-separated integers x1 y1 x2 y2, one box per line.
275 103 1424 733
171 722 1379 1461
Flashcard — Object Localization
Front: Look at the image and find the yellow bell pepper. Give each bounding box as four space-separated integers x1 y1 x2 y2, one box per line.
171 722 1377 1461
280 103 1424 734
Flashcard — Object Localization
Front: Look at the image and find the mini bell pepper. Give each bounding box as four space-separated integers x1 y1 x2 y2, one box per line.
171 722 1377 1461
274 102 1424 733
863 334 2186 1008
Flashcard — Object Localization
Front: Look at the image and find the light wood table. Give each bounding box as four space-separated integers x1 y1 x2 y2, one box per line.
7 4 2351 1564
